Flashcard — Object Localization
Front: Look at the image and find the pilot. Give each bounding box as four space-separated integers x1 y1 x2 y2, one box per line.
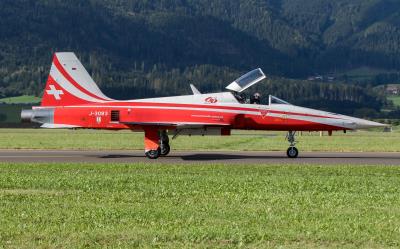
250 92 261 104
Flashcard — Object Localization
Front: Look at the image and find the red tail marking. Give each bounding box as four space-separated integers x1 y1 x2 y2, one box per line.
41 75 95 107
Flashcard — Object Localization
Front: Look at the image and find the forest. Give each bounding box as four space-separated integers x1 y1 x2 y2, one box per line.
1 0 400 117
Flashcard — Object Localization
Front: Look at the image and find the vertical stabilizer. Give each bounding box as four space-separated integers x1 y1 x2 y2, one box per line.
41 52 112 106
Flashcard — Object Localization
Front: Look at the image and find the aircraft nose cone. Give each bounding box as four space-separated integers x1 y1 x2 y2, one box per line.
352 118 388 129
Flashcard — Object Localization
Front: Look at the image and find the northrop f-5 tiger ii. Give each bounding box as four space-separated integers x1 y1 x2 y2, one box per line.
21 53 386 159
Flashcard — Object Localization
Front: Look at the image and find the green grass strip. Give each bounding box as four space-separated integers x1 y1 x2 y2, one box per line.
0 162 399 248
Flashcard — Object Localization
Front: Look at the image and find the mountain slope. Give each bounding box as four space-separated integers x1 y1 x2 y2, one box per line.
0 0 399 116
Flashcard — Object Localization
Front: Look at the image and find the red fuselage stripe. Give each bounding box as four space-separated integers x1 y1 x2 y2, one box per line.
68 102 339 119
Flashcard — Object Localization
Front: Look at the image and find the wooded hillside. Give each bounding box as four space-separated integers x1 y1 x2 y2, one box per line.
1 0 399 116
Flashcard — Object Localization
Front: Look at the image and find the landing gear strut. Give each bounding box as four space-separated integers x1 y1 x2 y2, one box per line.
286 131 299 158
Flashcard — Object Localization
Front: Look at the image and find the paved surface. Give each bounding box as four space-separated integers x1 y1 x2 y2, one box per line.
0 150 399 165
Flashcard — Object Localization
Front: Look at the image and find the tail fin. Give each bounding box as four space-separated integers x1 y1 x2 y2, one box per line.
41 52 113 106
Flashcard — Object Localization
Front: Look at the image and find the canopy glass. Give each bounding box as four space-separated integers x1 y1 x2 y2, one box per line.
226 68 266 92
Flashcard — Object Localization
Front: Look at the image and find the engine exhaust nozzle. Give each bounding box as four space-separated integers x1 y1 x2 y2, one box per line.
21 109 34 123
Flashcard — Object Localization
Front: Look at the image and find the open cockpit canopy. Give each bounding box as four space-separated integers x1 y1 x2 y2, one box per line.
226 68 266 93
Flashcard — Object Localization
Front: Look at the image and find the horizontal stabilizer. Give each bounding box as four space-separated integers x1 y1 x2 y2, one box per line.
41 123 81 129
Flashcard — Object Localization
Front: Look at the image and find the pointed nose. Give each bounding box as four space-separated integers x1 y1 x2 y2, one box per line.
352 118 388 129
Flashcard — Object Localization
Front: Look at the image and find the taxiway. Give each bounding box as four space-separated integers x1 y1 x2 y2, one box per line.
0 150 399 165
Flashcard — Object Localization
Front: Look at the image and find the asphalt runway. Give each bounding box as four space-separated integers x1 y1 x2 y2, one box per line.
0 150 399 165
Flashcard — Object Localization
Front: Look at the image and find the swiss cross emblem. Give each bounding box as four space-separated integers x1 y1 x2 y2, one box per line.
205 97 218 104
46 85 64 100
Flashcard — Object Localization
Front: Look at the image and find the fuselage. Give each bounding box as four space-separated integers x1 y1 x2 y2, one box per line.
25 91 385 132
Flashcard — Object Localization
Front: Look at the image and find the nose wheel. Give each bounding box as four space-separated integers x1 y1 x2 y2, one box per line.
287 147 299 158
286 131 299 158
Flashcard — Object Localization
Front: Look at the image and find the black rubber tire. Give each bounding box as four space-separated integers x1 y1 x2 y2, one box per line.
160 143 170 156
145 148 161 159
287 147 299 158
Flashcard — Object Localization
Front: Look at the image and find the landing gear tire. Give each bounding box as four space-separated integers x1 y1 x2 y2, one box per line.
159 130 170 157
145 148 161 159
287 147 299 158
160 143 170 156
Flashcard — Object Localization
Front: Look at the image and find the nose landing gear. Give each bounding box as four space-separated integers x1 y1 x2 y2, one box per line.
286 131 299 158
287 146 299 158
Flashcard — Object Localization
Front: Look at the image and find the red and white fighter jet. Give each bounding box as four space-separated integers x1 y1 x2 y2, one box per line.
22 53 386 159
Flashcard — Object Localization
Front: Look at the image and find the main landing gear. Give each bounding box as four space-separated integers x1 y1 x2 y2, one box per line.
144 129 170 159
145 148 161 159
286 131 299 158
159 130 170 157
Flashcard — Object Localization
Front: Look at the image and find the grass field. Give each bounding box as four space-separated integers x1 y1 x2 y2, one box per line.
0 95 41 104
333 67 394 82
0 128 399 152
388 95 400 107
0 163 399 248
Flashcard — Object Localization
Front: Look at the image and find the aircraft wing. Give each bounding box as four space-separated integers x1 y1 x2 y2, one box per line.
121 121 230 128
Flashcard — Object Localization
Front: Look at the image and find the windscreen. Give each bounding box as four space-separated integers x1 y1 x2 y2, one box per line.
226 68 266 92
269 95 291 105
